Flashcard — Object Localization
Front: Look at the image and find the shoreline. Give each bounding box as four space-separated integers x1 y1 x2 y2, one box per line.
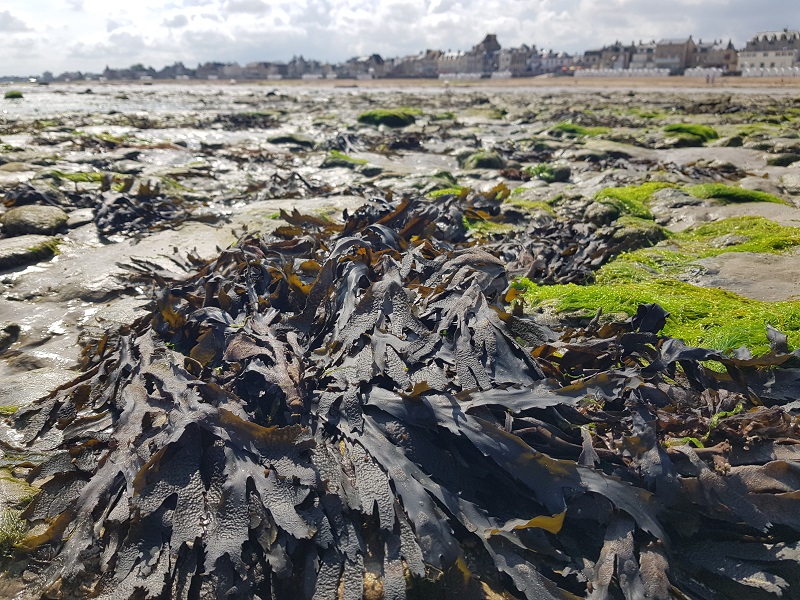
6 75 800 92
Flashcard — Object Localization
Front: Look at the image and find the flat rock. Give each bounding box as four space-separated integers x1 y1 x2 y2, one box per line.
1 205 68 236
738 176 785 197
0 367 77 409
690 250 800 302
0 235 58 270
66 208 94 229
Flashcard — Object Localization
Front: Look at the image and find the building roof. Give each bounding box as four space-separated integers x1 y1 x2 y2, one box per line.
657 37 693 45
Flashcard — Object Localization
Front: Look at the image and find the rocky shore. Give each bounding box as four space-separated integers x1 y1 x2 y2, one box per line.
1 82 800 598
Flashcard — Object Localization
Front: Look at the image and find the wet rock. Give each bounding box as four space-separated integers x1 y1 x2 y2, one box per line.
584 201 620 226
766 153 800 167
268 133 315 148
0 205 68 236
0 322 20 353
0 368 81 421
0 235 58 270
461 151 506 170
359 165 384 177
691 250 800 302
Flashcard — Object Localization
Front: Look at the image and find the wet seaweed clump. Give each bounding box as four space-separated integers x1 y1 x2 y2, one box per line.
5 187 800 600
93 176 201 237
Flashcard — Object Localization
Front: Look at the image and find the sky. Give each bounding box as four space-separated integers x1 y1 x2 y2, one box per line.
0 0 798 76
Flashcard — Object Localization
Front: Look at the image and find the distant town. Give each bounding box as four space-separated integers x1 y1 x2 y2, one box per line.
4 29 800 83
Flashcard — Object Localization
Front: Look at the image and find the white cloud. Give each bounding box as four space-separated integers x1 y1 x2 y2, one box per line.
224 0 270 15
164 14 190 28
0 0 797 76
106 19 125 32
0 10 31 32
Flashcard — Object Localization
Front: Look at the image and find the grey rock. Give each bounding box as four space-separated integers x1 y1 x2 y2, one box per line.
66 208 95 229
0 367 77 409
650 188 702 209
781 173 800 195
1 205 68 236
550 165 572 182
711 234 751 248
766 153 800 167
738 176 784 197
0 322 20 353
713 135 744 148
584 201 620 226
461 151 506 170
0 235 58 270
268 133 315 148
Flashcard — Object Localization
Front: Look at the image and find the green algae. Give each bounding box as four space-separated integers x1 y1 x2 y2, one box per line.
524 163 570 183
678 216 800 255
427 186 469 199
594 181 787 223
519 276 800 354
42 170 106 184
357 107 421 128
322 150 369 169
462 216 514 238
504 198 556 216
595 182 677 219
551 122 609 138
663 123 719 143
518 216 800 354
0 509 26 557
686 183 788 205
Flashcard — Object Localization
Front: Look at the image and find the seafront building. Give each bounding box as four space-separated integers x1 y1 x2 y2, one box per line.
738 29 800 76
10 28 800 83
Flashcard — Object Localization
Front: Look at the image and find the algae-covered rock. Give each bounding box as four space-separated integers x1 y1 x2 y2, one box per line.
0 235 58 270
584 201 620 226
357 108 419 128
0 205 68 236
550 165 572 182
611 216 668 248
461 151 507 170
321 150 368 170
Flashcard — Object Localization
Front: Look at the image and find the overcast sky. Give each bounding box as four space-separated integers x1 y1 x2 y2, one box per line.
1 0 798 76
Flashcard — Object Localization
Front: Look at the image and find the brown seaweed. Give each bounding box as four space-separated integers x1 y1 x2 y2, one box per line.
6 189 800 600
